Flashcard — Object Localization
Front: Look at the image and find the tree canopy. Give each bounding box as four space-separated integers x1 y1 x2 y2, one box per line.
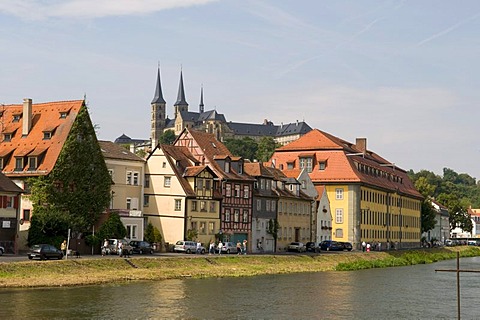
224 136 280 162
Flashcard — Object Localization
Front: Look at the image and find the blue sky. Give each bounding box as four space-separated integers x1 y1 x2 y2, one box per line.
1 0 479 177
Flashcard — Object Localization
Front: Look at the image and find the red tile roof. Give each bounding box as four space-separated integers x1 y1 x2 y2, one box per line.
0 100 84 177
270 129 422 199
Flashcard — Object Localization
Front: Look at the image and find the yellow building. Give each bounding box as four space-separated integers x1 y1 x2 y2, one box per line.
269 129 423 250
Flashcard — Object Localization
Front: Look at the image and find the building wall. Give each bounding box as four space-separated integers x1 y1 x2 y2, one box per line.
144 148 187 245
276 197 311 251
316 191 332 243
327 184 350 243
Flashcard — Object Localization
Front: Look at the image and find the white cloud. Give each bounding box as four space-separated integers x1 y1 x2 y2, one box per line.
0 0 219 20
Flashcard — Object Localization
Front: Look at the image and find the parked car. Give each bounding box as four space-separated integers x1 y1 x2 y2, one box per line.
174 240 205 254
340 242 353 251
28 244 63 260
220 242 238 254
0 245 4 256
305 242 319 252
129 240 154 254
107 239 134 255
320 240 344 251
287 242 306 252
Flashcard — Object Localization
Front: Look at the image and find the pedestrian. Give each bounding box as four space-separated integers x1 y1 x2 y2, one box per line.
362 241 366 252
378 242 382 251
102 239 109 256
196 241 202 254
60 240 67 256
209 241 215 255
242 239 248 255
236 241 242 255
366 243 371 252
217 241 223 255
118 240 123 257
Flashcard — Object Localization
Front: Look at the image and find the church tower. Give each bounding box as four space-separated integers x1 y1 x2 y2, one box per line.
151 67 167 148
174 70 189 118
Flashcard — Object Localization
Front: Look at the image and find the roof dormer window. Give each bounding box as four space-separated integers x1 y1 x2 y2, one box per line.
3 133 12 142
14 157 24 171
12 114 21 122
28 157 37 171
43 131 52 140
59 111 68 119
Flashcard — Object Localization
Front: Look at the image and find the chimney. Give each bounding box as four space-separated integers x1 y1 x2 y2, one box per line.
22 98 32 136
356 137 367 153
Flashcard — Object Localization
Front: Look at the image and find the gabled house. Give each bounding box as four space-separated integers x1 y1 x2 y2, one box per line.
244 162 279 253
99 141 146 241
144 144 221 247
174 128 255 248
268 129 423 250
265 166 312 252
0 98 90 249
0 173 24 253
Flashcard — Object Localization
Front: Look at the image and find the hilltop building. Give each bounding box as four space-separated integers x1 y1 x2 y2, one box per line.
115 67 312 152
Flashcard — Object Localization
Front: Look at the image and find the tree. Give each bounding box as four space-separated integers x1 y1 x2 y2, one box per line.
420 200 437 234
159 130 176 145
256 137 280 162
186 229 198 241
27 104 112 243
267 219 280 252
144 222 163 243
224 137 258 161
98 213 127 239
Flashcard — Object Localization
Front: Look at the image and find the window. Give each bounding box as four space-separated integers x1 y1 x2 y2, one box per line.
257 199 261 210
23 209 31 221
225 184 231 197
243 185 249 198
108 169 114 181
197 179 204 190
225 161 230 173
200 201 207 212
287 162 294 170
143 195 149 207
13 114 21 122
234 209 240 222
191 201 197 211
209 201 216 213
336 188 344 200
335 208 343 223
335 228 343 238
225 209 231 222
164 176 171 187
301 180 306 189
133 172 139 185
126 198 131 210
144 174 150 188
59 111 68 118
4 133 11 142
260 179 265 190
319 162 326 170
234 184 240 197
43 131 52 140
209 222 215 234
162 162 167 168
126 171 132 185
266 200 270 212
205 179 211 190
271 201 276 212
126 225 137 239
243 210 248 223
299 158 313 172
15 157 23 171
174 199 181 211
200 222 206 234
28 157 37 170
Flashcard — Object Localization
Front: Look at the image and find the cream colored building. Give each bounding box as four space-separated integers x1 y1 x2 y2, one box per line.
144 144 221 247
99 141 146 240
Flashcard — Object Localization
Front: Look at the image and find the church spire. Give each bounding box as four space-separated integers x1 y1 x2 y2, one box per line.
199 85 204 113
174 69 188 107
151 66 166 104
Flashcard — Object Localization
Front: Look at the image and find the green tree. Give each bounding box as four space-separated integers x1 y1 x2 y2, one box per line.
267 218 280 252
27 104 112 243
186 229 198 241
420 200 437 233
27 207 71 247
256 137 280 162
224 137 258 161
98 213 127 239
159 130 176 145
144 222 163 243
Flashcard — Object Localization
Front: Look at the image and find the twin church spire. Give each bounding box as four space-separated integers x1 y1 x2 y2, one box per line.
150 66 204 147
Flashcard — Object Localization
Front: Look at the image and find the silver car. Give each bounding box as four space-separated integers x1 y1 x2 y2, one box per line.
174 240 205 254
287 242 306 253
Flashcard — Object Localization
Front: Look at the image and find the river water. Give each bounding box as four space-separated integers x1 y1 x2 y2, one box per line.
1 257 480 319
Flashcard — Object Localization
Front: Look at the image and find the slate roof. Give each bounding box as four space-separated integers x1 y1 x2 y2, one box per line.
270 129 422 199
151 68 166 104
0 99 83 177
0 173 24 193
99 140 145 162
114 134 149 146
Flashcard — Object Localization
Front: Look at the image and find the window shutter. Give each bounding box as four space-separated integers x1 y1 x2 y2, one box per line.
14 196 19 209
131 198 139 210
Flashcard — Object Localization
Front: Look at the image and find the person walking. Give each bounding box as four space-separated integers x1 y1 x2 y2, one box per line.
242 239 248 255
236 241 242 255
102 239 109 256
366 243 371 252
362 241 366 252
118 241 123 257
60 240 67 256
217 241 223 255
209 241 215 255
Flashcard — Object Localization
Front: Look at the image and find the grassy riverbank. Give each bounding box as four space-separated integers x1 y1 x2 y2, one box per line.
0 246 478 288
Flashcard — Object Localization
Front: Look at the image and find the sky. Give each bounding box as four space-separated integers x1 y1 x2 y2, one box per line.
1 0 479 178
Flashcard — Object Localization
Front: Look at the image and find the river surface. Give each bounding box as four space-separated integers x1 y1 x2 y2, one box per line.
1 257 480 319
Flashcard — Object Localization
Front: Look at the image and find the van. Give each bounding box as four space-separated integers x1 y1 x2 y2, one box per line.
107 239 133 255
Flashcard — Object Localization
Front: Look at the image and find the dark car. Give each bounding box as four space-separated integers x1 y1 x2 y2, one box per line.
320 240 344 251
340 242 353 251
129 240 154 254
28 244 63 260
305 242 319 252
